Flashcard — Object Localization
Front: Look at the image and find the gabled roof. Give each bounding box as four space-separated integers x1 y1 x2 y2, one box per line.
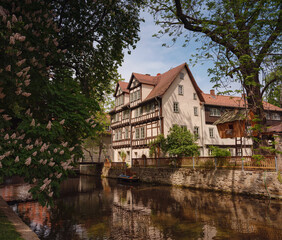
130 73 157 86
114 81 129 97
144 63 204 102
202 93 282 111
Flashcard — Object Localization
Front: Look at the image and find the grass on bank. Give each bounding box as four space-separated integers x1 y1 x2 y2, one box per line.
0 210 23 240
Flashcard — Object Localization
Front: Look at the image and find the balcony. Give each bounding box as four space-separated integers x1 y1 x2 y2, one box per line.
132 136 157 148
131 111 160 125
111 118 130 129
112 139 130 149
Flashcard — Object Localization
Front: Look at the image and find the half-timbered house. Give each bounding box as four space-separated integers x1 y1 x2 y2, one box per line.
110 63 282 164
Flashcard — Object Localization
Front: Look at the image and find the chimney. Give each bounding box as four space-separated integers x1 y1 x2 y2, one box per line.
210 89 215 96
157 73 161 76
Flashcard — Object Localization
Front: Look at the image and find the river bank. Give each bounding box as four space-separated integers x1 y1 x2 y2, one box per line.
102 167 282 199
0 196 39 240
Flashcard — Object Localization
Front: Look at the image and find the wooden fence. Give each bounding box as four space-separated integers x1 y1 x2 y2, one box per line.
104 161 126 169
131 155 277 171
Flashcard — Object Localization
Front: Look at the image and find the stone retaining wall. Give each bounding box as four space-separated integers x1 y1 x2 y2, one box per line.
102 167 282 199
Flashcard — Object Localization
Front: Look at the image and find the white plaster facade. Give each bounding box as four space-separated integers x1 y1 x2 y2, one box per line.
110 63 281 164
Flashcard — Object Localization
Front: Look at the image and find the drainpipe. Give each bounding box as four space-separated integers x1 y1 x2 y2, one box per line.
155 96 162 134
200 102 205 155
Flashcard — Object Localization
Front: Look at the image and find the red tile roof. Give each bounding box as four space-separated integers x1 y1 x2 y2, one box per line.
202 93 282 111
114 62 282 113
118 81 129 93
144 63 204 102
132 73 157 85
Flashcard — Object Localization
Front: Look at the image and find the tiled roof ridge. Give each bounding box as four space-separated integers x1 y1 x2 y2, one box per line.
202 93 282 111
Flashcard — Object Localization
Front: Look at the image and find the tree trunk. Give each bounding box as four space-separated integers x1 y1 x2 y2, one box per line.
244 72 268 155
98 143 102 163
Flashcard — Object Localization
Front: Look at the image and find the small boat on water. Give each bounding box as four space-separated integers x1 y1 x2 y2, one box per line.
117 174 139 182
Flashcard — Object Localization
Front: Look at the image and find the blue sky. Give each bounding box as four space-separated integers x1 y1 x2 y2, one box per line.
118 11 216 94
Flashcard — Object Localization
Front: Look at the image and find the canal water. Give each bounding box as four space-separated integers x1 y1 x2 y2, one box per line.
0 176 282 240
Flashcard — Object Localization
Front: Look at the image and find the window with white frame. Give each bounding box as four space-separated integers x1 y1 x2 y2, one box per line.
194 107 198 116
180 72 184 79
178 85 184 95
272 113 281 120
193 93 197 100
123 110 130 119
194 126 199 138
118 129 122 140
135 128 140 139
115 130 118 140
210 108 221 116
173 102 179 113
140 127 145 139
137 90 141 100
266 112 271 120
209 128 214 138
125 128 129 139
229 148 233 156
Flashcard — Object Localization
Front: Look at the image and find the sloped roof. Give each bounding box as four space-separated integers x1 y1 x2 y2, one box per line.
131 73 157 85
144 63 204 102
265 122 282 134
114 81 129 97
202 93 282 112
118 82 129 93
213 109 250 125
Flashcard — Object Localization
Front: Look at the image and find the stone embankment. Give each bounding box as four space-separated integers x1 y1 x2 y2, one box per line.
102 167 282 199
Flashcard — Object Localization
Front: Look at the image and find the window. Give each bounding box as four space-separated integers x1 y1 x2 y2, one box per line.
178 85 184 95
194 126 199 138
133 92 137 101
135 128 140 139
123 110 130 119
140 127 145 139
115 95 124 107
137 90 141 100
115 130 118 140
173 102 179 113
209 128 214 138
193 93 197 100
266 112 271 120
229 149 233 156
272 113 281 120
194 107 198 116
210 108 221 117
125 128 129 139
180 72 184 79
208 149 213 156
118 129 122 140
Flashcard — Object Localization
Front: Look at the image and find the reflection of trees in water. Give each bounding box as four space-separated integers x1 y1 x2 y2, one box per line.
8 177 282 240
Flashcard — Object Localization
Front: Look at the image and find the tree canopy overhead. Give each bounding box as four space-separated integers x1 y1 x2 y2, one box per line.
0 0 143 205
50 0 143 98
148 0 281 152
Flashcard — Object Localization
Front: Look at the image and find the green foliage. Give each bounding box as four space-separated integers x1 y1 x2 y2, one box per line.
148 0 282 152
166 125 199 157
149 134 166 157
278 171 282 184
50 0 144 99
0 0 142 206
263 68 281 107
120 151 127 161
209 146 231 157
0 211 23 240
